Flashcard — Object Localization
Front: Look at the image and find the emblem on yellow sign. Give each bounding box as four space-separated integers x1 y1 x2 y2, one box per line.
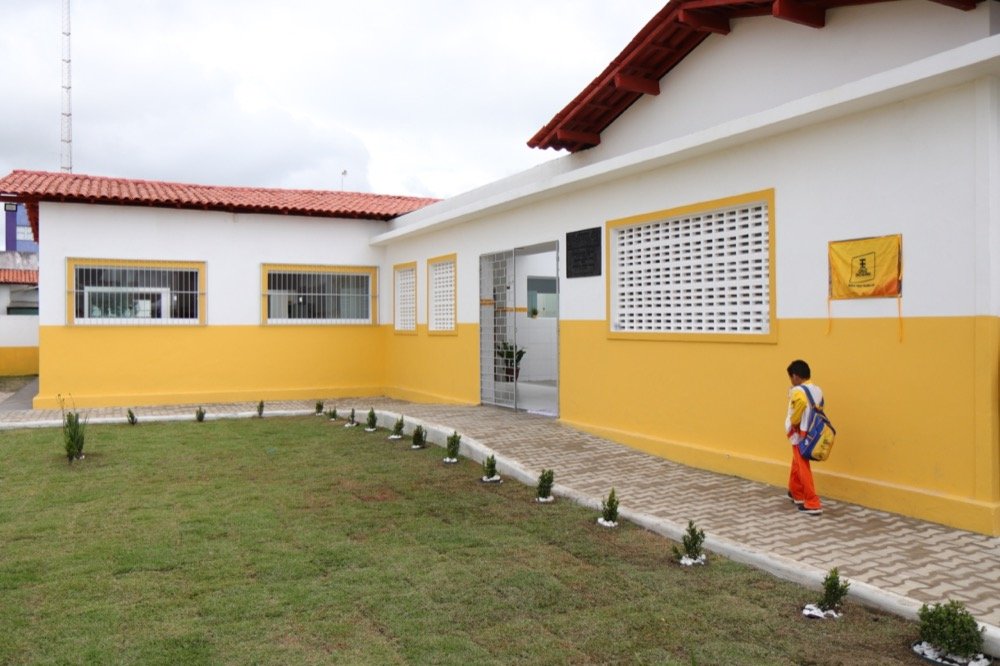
829 234 902 299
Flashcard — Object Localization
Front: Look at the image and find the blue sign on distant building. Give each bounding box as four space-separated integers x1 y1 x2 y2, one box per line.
3 203 38 253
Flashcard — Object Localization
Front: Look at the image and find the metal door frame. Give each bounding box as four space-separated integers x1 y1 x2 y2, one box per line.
479 242 559 412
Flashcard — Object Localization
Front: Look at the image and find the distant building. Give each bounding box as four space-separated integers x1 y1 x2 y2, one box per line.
0 203 39 374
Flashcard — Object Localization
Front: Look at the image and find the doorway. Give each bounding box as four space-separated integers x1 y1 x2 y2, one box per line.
479 242 558 415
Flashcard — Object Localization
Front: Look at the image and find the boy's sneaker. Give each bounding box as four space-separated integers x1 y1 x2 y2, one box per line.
787 491 804 506
798 506 823 515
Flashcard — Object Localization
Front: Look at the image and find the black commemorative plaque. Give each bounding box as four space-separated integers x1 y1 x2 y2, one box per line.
566 227 601 278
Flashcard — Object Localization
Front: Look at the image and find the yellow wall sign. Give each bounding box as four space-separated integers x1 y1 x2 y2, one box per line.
829 234 902 299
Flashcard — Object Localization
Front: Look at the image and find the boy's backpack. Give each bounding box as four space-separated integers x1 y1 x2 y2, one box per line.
797 386 836 462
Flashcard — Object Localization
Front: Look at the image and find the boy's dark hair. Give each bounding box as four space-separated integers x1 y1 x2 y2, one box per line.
787 359 811 379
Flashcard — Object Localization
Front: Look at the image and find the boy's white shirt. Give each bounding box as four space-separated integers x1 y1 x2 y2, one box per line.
785 383 824 445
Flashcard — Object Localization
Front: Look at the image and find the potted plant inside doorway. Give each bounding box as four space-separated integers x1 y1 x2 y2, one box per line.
494 342 525 382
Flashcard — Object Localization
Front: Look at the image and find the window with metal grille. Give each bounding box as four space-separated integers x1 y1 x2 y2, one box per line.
70 259 203 325
264 265 373 324
609 196 771 335
428 255 456 333
394 263 416 332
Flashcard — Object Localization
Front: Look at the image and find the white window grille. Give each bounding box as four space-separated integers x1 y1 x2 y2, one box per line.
428 258 456 332
610 200 770 334
394 264 416 331
71 261 202 325
265 268 372 324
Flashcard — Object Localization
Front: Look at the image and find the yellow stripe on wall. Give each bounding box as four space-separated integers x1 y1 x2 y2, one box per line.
559 316 1000 535
0 346 39 376
32 313 1000 535
35 325 386 409
381 323 479 405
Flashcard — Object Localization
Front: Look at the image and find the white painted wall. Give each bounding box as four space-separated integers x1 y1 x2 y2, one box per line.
0 316 38 347
592 0 996 162
381 79 992 323
0 285 38 346
515 314 557 382
39 204 387 326
384 2 996 246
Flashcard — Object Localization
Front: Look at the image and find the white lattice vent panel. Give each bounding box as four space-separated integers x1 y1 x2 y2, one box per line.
429 260 455 331
611 202 770 334
394 266 416 331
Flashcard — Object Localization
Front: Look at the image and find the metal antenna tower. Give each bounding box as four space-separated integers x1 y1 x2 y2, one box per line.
60 0 73 172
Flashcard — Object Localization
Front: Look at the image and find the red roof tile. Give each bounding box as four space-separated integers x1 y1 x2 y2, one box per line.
0 171 437 221
0 269 38 285
529 0 985 152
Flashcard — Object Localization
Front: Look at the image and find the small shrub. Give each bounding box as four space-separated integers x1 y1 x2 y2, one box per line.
126 408 138 426
59 396 86 463
537 469 555 499
195 406 206 422
348 408 356 425
257 400 264 418
918 600 984 659
601 488 619 523
482 454 498 479
411 425 426 448
315 400 324 414
817 567 850 612
445 431 461 460
325 408 337 420
366 408 378 430
392 416 405 437
672 520 706 563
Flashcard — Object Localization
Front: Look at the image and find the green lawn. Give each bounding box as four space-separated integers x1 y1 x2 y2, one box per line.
0 416 919 664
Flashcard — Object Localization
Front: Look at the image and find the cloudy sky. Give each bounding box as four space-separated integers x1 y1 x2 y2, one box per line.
0 1 666 198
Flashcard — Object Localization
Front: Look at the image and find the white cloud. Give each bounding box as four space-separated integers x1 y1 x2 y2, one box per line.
0 1 665 198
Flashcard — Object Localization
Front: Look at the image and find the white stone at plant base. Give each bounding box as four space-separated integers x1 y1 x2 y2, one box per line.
443 457 459 464
801 604 840 619
679 554 707 566
365 427 377 432
912 642 993 666
536 495 555 503
388 434 402 440
481 475 502 483
597 518 618 528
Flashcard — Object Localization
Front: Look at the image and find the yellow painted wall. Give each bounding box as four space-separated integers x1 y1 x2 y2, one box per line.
559 316 1000 535
35 325 386 409
0 347 38 377
0 346 39 376
382 323 480 404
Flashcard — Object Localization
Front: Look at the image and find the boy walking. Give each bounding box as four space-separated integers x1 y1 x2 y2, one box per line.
785 359 823 515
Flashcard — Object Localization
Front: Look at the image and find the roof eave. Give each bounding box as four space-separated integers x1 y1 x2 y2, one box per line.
529 0 987 153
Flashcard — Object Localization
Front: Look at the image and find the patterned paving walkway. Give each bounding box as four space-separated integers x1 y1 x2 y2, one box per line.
3 395 999 649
